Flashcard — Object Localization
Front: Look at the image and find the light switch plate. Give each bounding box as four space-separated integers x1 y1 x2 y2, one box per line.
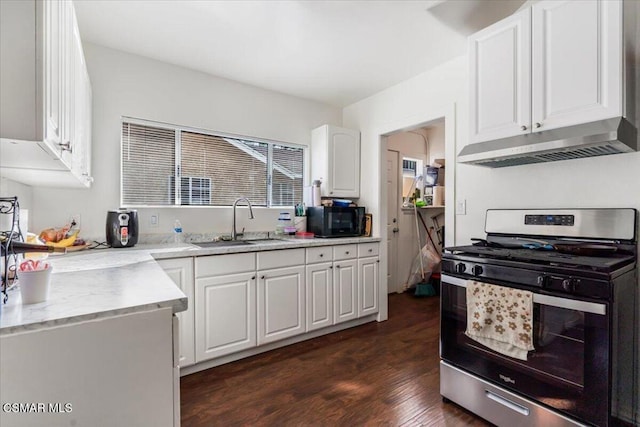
456 200 466 215
150 214 159 227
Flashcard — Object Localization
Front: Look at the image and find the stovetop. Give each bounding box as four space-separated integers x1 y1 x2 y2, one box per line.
444 245 636 273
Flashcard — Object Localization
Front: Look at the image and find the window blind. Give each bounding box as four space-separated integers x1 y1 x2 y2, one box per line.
122 123 175 205
181 131 268 206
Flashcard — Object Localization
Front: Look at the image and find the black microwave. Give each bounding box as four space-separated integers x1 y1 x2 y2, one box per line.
306 206 365 238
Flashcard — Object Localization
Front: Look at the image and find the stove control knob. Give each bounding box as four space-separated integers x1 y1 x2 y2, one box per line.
562 278 577 293
455 263 467 274
471 265 483 276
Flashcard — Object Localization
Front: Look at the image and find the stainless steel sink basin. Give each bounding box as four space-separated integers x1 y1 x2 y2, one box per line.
192 238 282 248
193 240 252 248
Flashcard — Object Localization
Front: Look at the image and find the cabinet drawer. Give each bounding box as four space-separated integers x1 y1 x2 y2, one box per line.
195 253 256 278
306 247 332 264
358 242 379 258
257 249 305 270
333 244 357 261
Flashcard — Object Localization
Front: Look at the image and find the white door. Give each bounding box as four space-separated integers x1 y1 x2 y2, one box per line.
157 258 195 367
469 7 531 143
333 259 358 324
531 0 622 132
386 149 400 293
257 266 305 345
358 257 379 317
305 262 333 331
195 272 256 362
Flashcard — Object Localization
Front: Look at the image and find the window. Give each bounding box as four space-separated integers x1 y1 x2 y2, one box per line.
121 120 304 207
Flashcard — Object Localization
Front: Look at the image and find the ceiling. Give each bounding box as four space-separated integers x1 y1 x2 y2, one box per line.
74 0 525 107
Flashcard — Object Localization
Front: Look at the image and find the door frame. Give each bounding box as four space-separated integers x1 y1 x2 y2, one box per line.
385 149 401 293
374 103 457 322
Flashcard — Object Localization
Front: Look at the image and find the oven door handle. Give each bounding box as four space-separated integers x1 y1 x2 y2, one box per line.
441 274 606 315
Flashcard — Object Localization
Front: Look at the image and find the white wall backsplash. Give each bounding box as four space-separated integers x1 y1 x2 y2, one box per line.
28 43 341 239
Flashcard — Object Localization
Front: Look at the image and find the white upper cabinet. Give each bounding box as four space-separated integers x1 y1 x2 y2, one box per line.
469 8 531 144
0 0 93 188
531 0 621 132
469 0 624 144
311 125 361 198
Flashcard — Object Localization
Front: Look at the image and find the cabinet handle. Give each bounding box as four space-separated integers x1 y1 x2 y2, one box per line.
345 251 350 255
520 125 527 131
368 249 373 252
336 265 340 268
58 141 73 153
319 254 324 257
261 275 265 280
535 122 542 128
251 276 256 280
376 260 380 263
330 266 333 269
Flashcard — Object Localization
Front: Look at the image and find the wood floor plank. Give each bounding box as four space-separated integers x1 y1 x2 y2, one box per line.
180 293 491 426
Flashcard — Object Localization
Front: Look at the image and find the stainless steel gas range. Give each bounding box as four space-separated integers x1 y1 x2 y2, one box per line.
440 209 637 427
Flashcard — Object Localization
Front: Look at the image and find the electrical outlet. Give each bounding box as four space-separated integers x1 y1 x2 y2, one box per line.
456 200 466 215
150 213 159 228
68 213 81 229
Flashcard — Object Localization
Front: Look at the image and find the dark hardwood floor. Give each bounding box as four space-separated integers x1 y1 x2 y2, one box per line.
180 292 491 426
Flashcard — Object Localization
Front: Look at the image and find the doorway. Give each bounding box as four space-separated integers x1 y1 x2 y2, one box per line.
385 120 446 294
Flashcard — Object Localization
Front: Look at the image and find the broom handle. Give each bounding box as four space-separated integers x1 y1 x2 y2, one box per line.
416 210 439 251
413 203 425 280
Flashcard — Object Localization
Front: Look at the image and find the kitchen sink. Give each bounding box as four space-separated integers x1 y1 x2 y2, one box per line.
192 240 252 248
192 238 283 248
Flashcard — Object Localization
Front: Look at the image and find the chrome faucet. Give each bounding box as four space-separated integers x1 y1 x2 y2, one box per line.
232 197 254 240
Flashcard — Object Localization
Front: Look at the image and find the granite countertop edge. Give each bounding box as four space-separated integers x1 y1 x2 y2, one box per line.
0 236 380 335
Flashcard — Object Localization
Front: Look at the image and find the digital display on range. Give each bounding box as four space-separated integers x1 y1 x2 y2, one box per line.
524 214 574 226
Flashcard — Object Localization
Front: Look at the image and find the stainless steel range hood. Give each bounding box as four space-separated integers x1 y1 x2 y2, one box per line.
457 117 638 168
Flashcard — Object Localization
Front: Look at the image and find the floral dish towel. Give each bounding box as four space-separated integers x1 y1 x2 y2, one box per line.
465 280 534 361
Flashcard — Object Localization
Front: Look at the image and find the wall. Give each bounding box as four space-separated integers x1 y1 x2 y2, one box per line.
0 178 33 235
29 43 341 239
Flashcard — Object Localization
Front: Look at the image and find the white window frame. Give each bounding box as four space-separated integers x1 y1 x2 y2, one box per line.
121 117 305 208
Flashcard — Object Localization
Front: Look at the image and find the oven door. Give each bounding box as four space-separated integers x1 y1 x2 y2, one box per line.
441 274 610 427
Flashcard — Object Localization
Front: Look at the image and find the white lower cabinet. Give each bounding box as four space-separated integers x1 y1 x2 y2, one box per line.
358 257 379 317
257 248 306 345
196 272 256 361
257 266 305 345
157 257 195 367
194 253 257 362
305 262 333 332
333 258 358 324
175 242 379 369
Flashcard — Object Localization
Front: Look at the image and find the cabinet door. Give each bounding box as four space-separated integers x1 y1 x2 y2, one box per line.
532 1 622 132
469 8 531 144
257 266 305 345
157 258 195 367
69 5 92 186
333 259 358 324
305 262 333 332
196 272 256 362
43 0 64 149
358 257 379 317
327 127 360 198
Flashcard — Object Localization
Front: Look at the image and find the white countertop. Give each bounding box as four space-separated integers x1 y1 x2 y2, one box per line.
0 236 380 335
